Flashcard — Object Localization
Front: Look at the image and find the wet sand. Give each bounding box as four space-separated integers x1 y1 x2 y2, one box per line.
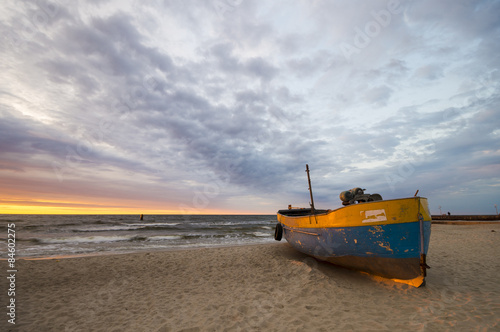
3 223 499 331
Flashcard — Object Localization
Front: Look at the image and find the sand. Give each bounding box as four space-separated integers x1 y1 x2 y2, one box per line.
2 223 499 331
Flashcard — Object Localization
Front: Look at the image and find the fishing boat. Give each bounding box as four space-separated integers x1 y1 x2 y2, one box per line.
274 165 431 287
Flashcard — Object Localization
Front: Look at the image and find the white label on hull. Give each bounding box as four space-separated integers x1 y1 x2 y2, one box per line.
361 209 387 223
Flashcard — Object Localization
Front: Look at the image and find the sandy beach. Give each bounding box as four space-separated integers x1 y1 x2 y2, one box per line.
3 223 499 331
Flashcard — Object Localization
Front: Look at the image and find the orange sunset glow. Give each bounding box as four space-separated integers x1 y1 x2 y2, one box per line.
0 197 257 215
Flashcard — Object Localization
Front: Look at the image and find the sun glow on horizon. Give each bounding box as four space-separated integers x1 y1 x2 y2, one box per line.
0 202 271 215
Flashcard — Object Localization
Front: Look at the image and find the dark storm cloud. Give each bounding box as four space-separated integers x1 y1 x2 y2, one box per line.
0 107 66 160
130 87 303 191
0 105 160 182
1 0 499 213
208 42 278 81
368 94 500 203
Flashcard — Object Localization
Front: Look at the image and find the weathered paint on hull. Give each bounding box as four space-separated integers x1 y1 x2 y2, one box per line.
277 197 431 287
282 221 431 280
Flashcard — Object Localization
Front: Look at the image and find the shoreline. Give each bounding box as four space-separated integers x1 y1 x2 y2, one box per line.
2 223 498 331
13 241 278 261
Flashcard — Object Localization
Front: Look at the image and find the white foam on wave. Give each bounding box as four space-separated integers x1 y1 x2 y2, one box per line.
38 235 136 244
126 223 181 227
73 225 143 232
147 235 183 241
252 232 272 237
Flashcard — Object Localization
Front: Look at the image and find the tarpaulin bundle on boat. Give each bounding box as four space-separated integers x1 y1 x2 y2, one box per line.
339 187 383 205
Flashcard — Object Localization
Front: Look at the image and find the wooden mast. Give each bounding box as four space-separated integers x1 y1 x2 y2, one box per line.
305 164 315 214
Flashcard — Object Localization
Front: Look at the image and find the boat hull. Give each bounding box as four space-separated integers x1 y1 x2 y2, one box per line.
277 197 431 287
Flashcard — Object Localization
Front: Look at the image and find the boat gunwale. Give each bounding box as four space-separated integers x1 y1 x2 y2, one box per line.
277 196 428 220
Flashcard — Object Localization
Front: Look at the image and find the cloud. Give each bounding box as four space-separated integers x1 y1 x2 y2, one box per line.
413 64 444 81
0 0 499 214
363 85 393 106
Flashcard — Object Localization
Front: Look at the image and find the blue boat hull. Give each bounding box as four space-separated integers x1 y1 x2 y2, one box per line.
283 221 431 281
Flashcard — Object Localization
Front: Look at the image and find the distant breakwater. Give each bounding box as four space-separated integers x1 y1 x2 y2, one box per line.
432 215 499 222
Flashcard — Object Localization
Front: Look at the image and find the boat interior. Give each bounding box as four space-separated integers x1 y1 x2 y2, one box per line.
277 208 329 216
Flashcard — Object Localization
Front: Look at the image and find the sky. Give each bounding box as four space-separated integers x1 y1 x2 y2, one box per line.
0 0 499 215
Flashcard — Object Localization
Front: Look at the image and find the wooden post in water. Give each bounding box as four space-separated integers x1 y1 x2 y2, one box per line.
140 214 144 221
305 164 315 214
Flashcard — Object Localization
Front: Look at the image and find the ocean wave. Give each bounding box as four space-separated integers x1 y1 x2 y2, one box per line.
27 235 139 244
19 221 125 229
191 221 274 227
125 223 182 231
147 235 183 241
0 218 26 223
126 222 181 226
70 223 184 232
11 215 277 257
72 225 145 232
251 232 272 237
19 234 188 244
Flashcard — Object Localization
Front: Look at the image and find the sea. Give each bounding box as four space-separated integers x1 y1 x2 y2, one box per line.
0 214 277 258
